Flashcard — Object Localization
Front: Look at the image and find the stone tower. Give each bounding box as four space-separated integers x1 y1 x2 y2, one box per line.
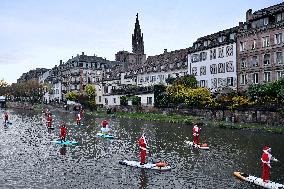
132 13 144 54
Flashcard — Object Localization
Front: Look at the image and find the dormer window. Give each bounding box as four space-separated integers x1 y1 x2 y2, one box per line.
230 33 235 40
277 12 284 22
204 41 208 46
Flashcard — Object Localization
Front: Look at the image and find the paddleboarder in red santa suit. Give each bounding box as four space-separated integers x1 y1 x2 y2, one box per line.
139 135 147 165
47 114 53 128
192 124 201 145
261 146 278 182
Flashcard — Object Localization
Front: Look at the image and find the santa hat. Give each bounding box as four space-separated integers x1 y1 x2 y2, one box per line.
263 146 271 152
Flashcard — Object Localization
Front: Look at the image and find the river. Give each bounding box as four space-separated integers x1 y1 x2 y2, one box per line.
0 108 283 189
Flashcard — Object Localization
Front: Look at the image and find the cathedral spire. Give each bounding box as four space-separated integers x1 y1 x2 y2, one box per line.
132 13 144 54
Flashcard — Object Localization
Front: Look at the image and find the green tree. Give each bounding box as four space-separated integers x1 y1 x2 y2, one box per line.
131 96 141 106
174 75 197 88
65 91 79 101
120 96 128 106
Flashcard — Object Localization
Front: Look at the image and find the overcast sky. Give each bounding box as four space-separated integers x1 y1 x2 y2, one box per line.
0 0 283 83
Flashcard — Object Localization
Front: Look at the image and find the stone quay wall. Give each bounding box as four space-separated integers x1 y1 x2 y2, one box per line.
113 106 284 126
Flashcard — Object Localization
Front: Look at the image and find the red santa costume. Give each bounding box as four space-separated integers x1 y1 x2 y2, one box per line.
76 113 81 125
60 125 67 142
138 135 147 165
47 115 52 128
261 146 278 182
192 125 201 145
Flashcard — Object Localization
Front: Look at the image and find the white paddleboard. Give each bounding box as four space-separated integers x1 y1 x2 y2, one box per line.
234 172 284 189
185 141 209 150
119 160 171 171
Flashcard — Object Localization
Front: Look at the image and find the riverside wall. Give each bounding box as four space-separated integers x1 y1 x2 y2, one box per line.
113 106 284 126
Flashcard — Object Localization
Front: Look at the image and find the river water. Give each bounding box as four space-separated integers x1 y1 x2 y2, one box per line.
0 108 283 189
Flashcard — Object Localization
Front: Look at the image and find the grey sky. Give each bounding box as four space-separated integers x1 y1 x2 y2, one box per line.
0 0 282 83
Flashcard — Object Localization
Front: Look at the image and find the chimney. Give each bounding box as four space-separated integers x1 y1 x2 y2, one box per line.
239 22 244 28
164 49 167 53
246 9 252 22
60 60 62 65
72 56 73 58
82 52 84 55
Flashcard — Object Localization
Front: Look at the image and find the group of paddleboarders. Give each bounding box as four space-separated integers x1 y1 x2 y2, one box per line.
42 108 76 143
191 124 279 183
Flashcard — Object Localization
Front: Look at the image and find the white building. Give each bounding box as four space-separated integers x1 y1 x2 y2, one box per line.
188 27 238 92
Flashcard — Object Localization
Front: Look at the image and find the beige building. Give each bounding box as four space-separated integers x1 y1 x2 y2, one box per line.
237 2 284 91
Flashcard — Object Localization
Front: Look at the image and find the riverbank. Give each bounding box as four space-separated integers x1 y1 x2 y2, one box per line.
5 102 284 134
88 110 284 134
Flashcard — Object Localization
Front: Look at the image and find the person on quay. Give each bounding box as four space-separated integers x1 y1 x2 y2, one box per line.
46 114 53 128
261 146 278 182
100 120 110 134
60 123 67 143
138 135 147 165
192 124 201 145
76 113 82 125
3 112 9 124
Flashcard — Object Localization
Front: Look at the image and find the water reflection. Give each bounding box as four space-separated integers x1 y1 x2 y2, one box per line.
60 146 67 155
139 169 148 189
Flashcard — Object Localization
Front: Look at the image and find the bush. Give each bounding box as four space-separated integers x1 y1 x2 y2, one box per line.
132 96 141 106
120 96 128 106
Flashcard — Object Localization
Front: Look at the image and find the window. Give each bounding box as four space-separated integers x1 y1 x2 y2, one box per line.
276 12 284 22
147 97 153 105
241 58 247 68
240 74 247 85
263 54 270 65
227 77 234 86
262 36 270 47
240 42 245 51
200 52 207 61
200 66 206 75
251 40 256 50
218 63 225 73
252 18 269 28
264 72 271 82
99 96 101 102
275 33 283 44
252 56 258 67
113 98 116 104
226 45 233 56
191 54 200 63
277 71 284 80
226 61 234 72
230 33 235 40
218 47 224 58
105 98 108 105
211 78 217 89
253 73 259 84
210 49 216 60
200 80 207 87
210 64 217 74
276 51 283 64
263 17 268 25
192 67 197 76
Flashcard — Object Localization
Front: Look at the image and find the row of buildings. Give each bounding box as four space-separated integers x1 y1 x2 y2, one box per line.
18 2 284 107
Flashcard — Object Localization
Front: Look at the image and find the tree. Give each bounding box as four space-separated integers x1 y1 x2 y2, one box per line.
131 96 141 106
65 91 79 101
120 96 128 106
0 79 9 96
84 84 96 99
174 74 197 88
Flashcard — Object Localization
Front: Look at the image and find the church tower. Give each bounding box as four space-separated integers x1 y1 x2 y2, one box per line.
132 13 144 54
